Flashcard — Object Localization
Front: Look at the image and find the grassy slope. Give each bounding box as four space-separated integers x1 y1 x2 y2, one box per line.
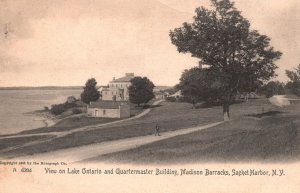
20 116 121 134
89 99 300 163
1 101 223 157
0 135 53 151
18 100 158 135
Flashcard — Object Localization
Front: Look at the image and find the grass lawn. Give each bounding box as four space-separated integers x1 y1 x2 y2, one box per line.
129 99 154 116
0 135 53 152
2 101 223 157
284 93 300 99
15 100 159 135
90 100 300 164
20 116 121 134
3 96 299 161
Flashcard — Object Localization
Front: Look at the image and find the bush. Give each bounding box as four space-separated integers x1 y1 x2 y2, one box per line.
291 82 300 96
166 96 177 102
50 104 67 115
177 97 185 102
72 108 82 114
50 96 79 115
64 101 77 109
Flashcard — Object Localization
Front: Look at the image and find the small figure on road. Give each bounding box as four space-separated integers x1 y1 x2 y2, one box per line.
155 124 160 136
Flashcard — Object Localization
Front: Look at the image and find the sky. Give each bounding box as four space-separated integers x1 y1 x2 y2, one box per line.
0 0 299 87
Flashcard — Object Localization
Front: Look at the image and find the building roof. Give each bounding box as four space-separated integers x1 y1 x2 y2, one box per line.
110 73 135 83
89 101 129 109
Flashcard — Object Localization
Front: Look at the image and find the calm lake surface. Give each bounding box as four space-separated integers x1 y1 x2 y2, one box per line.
0 89 81 135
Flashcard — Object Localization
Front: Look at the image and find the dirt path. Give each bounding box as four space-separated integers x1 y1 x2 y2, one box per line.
18 122 223 163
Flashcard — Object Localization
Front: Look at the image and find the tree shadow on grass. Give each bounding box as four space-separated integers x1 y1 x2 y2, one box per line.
197 100 245 109
247 111 283 118
143 104 162 109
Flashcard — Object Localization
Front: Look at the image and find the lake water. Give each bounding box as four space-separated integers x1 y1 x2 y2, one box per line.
0 89 81 135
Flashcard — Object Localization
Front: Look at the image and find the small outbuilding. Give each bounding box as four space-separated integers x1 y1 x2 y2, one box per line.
154 91 169 99
87 101 130 118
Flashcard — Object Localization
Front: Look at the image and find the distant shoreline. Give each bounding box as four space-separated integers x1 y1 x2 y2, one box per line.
0 86 83 90
0 85 172 90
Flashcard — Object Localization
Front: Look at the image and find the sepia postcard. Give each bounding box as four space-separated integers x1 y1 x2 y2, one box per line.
0 0 300 192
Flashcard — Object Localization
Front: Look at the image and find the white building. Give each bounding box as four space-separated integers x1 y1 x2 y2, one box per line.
101 73 135 101
87 101 130 118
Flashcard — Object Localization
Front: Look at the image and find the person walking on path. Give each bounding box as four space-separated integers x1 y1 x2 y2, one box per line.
155 124 160 136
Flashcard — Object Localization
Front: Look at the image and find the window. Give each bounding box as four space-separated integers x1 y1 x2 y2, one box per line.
103 109 106 115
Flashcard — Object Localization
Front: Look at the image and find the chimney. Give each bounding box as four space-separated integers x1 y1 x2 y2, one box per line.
125 73 134 77
199 61 203 69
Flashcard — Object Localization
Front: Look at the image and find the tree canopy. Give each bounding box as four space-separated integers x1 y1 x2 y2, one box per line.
258 81 285 98
170 0 282 120
129 76 155 106
286 64 300 96
81 78 101 104
177 67 223 108
286 64 300 82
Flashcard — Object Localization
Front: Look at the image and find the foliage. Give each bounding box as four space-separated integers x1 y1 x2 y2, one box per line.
72 108 83 114
170 0 282 119
50 104 67 115
258 81 285 98
288 82 300 96
285 81 293 90
163 87 179 95
50 97 78 115
67 96 77 104
176 68 202 107
177 67 223 108
129 76 155 106
81 78 101 104
286 64 300 82
166 96 177 102
285 64 300 96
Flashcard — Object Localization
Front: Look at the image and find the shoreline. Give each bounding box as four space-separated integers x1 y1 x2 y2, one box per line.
36 117 57 128
25 110 59 128
0 112 59 136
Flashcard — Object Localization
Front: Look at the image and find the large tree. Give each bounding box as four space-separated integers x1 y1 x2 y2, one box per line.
177 67 223 109
170 0 282 120
129 76 155 106
81 78 101 104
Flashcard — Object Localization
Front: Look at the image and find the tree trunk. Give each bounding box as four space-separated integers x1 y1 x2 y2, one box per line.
223 102 230 121
192 103 196 109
